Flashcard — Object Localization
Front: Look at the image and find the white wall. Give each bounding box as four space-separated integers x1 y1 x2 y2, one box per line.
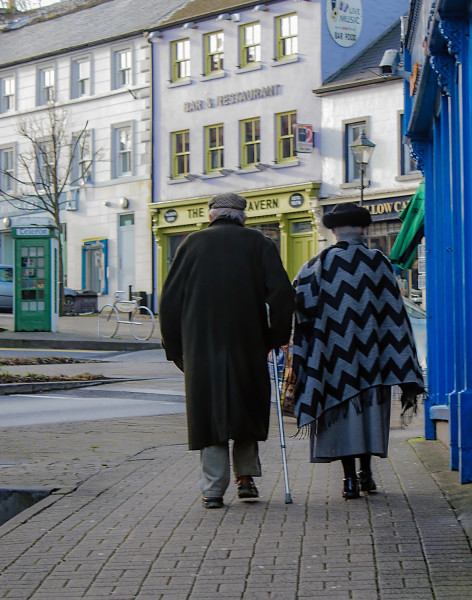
320 79 420 199
153 0 322 202
0 35 153 307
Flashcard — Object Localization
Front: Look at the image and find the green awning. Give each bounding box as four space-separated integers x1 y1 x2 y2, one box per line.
390 181 425 270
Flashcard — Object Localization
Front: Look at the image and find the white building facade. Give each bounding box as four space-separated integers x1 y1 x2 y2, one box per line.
315 21 423 300
0 0 187 310
148 0 413 300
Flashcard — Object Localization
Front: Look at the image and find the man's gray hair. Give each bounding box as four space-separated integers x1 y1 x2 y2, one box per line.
210 207 246 224
332 225 364 236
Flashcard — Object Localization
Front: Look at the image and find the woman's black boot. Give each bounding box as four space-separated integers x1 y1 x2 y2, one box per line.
358 470 377 492
342 476 360 499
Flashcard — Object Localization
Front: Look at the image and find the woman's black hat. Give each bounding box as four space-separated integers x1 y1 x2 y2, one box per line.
322 202 372 229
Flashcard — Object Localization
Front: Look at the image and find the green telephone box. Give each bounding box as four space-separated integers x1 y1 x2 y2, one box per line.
12 225 59 332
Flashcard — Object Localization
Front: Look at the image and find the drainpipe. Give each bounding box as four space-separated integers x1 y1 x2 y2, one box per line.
146 31 160 313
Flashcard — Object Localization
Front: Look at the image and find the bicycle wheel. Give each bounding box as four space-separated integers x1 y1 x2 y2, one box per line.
98 305 119 338
130 306 155 340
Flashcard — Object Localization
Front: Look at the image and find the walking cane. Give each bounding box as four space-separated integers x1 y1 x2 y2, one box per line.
271 348 293 504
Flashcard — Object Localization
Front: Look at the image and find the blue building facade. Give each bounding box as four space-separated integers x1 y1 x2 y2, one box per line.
403 0 472 483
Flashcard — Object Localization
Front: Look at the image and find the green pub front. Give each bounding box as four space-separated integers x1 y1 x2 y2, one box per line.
151 183 320 296
12 226 59 332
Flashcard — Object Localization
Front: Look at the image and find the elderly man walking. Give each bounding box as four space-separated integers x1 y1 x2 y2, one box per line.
292 203 424 499
159 192 294 509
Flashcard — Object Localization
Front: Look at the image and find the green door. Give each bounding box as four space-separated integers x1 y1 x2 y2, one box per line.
15 239 51 331
289 221 315 281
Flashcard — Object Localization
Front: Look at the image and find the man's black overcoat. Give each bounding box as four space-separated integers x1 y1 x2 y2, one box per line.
159 218 294 450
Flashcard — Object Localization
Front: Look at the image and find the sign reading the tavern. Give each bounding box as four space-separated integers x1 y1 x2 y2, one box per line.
184 84 281 112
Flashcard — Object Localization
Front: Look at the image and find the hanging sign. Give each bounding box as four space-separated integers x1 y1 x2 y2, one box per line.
295 124 314 153
326 0 363 48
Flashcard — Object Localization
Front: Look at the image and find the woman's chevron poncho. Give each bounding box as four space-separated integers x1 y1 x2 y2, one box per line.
292 236 425 429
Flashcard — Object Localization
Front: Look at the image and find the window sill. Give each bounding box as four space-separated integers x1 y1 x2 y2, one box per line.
271 159 299 169
168 78 192 88
272 55 299 67
395 172 422 182
340 181 369 190
168 176 192 184
201 71 226 82
236 63 262 74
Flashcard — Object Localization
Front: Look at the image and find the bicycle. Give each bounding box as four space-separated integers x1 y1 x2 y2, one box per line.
98 291 155 341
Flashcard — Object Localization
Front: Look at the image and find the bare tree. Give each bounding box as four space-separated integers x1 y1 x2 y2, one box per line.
0 103 95 314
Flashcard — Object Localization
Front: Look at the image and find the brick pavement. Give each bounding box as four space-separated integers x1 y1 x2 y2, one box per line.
1 405 471 600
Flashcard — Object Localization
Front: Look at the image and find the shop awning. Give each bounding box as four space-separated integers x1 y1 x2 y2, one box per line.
390 181 425 270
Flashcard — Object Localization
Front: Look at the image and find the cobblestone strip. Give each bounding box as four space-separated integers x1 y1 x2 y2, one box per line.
0 446 196 599
388 433 472 600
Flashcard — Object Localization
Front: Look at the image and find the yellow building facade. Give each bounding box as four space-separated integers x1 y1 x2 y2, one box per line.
151 182 320 294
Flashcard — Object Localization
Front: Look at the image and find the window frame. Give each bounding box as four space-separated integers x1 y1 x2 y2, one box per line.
71 129 93 185
0 145 15 193
71 55 92 99
343 118 368 185
240 117 261 168
239 22 261 68
204 31 224 75
37 65 55 105
171 129 190 178
0 74 15 113
112 123 134 179
171 38 191 82
113 47 132 90
276 111 297 163
276 13 298 61
398 111 419 178
205 124 224 173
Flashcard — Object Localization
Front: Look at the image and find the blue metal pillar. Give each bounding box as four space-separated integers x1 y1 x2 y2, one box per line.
423 134 439 441
458 23 472 483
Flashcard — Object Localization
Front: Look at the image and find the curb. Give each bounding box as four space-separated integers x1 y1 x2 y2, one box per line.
0 337 162 351
0 377 148 396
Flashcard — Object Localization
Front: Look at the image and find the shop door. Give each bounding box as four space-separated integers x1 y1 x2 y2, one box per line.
84 243 104 293
16 239 51 330
289 221 314 280
118 214 135 293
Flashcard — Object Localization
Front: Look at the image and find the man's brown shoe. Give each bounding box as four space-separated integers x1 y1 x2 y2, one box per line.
236 476 259 499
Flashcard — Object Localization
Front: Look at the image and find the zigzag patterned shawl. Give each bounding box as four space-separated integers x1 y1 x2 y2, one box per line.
292 236 425 429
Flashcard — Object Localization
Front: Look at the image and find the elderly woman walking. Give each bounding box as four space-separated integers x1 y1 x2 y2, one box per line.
292 203 424 499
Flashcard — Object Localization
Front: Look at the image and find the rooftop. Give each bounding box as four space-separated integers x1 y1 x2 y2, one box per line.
315 19 403 94
0 0 189 68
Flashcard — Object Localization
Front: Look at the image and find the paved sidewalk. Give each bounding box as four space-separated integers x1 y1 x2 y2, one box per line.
0 313 471 598
1 405 471 600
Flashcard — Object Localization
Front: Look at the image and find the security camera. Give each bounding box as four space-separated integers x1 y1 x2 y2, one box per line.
379 49 400 75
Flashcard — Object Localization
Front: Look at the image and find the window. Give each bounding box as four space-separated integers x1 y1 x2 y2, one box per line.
1 75 15 113
344 120 366 183
114 49 132 89
38 66 55 105
0 147 15 192
171 39 190 82
240 22 261 68
205 31 224 75
171 130 190 178
276 111 296 162
399 113 418 176
113 125 132 177
276 14 298 60
37 140 54 186
205 124 224 172
72 57 91 98
240 117 260 167
71 131 93 184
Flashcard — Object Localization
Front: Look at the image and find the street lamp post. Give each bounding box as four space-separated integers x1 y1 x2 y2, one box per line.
349 130 376 205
